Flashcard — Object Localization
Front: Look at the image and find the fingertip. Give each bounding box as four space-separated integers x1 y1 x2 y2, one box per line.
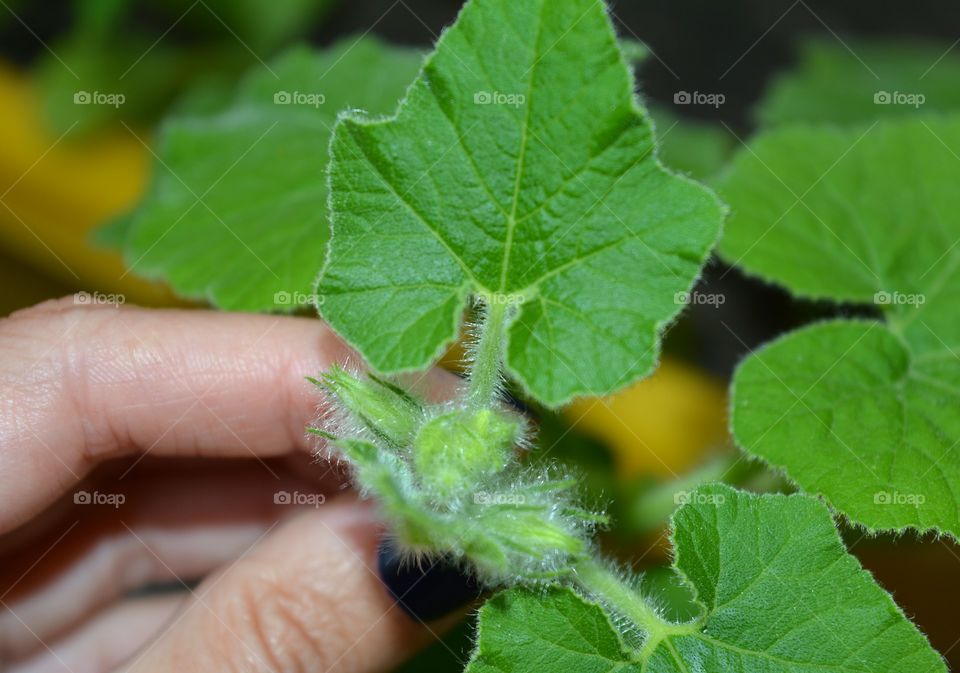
127 499 443 673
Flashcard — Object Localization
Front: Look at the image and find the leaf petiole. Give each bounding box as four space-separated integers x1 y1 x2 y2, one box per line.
468 299 510 408
573 557 701 654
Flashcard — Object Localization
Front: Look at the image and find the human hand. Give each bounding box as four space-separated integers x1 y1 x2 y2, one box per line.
0 298 458 672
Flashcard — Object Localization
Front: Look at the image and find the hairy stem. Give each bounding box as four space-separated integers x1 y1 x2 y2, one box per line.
574 557 667 634
464 301 696 648
573 556 700 652
468 300 509 408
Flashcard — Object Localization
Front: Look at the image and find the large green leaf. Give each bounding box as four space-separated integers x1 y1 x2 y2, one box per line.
758 39 960 126
468 485 944 673
317 0 725 406
721 119 960 535
113 38 422 311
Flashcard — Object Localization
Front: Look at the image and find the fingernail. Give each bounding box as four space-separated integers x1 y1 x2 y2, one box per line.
377 539 483 621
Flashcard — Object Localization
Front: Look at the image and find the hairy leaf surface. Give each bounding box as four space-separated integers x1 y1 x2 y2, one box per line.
721 119 960 535
318 0 725 405
467 485 945 673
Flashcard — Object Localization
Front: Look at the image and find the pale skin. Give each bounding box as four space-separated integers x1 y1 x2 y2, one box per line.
0 298 456 672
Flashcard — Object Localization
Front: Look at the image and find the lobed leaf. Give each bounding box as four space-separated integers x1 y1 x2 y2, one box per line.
468 587 641 673
317 0 725 406
720 118 960 535
467 485 945 673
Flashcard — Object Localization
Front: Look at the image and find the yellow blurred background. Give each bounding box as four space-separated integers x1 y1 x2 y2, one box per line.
0 63 180 314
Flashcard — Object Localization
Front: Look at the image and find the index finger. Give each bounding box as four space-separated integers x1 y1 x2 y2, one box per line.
0 298 446 532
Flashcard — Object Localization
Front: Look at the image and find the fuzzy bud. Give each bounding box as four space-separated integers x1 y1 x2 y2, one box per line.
318 366 421 447
413 408 522 500
461 497 589 582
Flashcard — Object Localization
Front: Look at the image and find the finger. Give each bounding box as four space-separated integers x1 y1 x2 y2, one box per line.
1 460 343 658
8 595 184 673
123 500 451 673
0 455 344 558
0 299 456 531
1 521 270 662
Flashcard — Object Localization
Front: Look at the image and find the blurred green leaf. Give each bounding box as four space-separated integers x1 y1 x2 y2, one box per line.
758 39 960 126
36 37 238 135
199 0 339 52
36 0 341 133
111 37 423 312
650 106 734 180
721 119 960 536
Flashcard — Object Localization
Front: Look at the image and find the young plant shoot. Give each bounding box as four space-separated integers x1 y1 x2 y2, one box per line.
102 0 955 669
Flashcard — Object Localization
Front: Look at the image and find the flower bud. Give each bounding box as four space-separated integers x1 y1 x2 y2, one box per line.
413 408 523 499
316 366 421 447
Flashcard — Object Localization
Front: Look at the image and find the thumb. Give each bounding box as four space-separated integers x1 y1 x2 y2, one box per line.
122 499 440 673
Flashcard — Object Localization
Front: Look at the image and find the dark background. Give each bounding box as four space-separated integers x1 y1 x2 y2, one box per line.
5 0 960 129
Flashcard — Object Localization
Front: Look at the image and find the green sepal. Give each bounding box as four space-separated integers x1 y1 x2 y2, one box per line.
313 366 422 447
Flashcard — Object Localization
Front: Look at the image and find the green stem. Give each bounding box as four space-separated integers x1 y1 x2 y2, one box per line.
573 556 700 653
574 557 665 633
468 300 508 408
